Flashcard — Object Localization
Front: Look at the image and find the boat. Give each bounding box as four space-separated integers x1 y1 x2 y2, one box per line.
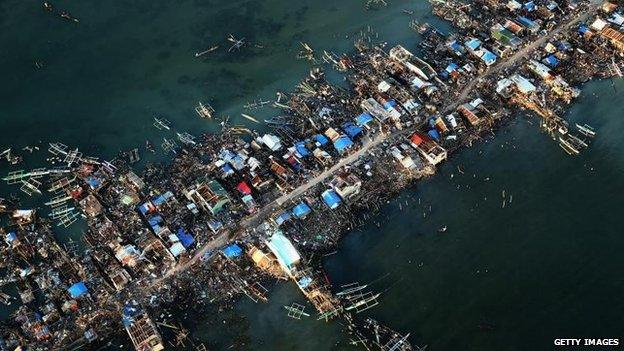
153 117 171 130
558 136 579 155
195 102 215 119
575 123 596 137
176 132 196 145
195 45 219 57
0 292 12 305
241 113 260 124
402 9 414 15
438 225 447 233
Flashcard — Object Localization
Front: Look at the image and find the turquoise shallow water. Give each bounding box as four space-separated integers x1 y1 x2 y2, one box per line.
2 1 624 350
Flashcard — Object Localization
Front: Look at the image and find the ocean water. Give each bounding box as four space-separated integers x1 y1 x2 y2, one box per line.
2 1 624 350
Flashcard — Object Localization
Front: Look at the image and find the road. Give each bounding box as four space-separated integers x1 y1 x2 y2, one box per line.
445 0 601 113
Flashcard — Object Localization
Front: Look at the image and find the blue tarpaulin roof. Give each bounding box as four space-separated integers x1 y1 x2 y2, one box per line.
333 135 353 153
517 16 537 28
428 129 440 141
292 203 312 218
86 176 101 189
446 63 459 72
68 282 88 298
356 112 374 126
275 211 292 226
342 122 363 139
138 202 152 215
557 41 572 51
152 195 166 206
298 276 312 288
465 38 481 51
148 215 163 226
450 41 464 52
321 189 342 209
122 303 141 327
295 142 310 157
481 50 497 65
5 232 17 243
543 54 560 67
579 24 589 34
177 228 195 248
524 1 536 11
222 244 243 258
221 163 234 175
315 134 329 146
383 100 398 110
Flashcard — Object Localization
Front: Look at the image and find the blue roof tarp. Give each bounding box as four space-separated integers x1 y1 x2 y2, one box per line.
298 276 313 288
122 303 141 327
333 135 353 154
342 122 363 139
481 51 497 65
138 202 152 215
524 1 536 11
222 244 243 258
579 24 589 34
177 228 195 248
428 116 437 128
543 54 560 68
295 142 310 157
428 129 440 141
86 176 101 189
292 203 312 218
356 112 374 126
148 215 163 226
517 16 537 28
321 189 342 209
557 41 572 51
68 282 88 298
152 195 166 206
275 211 292 226
5 232 17 243
465 38 481 51
446 63 459 72
315 134 329 146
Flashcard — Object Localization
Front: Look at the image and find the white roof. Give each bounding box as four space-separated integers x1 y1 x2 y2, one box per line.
377 81 391 92
261 134 282 151
266 232 301 274
169 242 186 257
590 18 608 31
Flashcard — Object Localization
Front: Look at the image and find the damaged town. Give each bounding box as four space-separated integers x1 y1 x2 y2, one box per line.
0 0 621 349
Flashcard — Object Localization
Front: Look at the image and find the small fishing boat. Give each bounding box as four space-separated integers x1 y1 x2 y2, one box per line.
195 45 219 57
438 225 447 233
575 123 596 137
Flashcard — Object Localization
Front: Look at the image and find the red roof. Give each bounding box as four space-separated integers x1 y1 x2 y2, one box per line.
410 134 424 146
236 181 252 195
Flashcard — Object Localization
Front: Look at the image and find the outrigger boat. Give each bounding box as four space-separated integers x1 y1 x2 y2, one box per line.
0 292 13 305
575 123 596 137
153 117 171 130
176 132 196 145
195 102 215 119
